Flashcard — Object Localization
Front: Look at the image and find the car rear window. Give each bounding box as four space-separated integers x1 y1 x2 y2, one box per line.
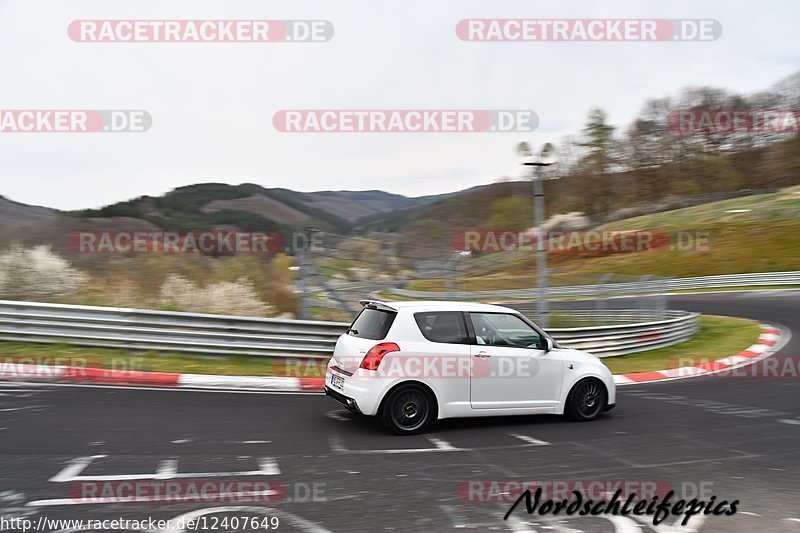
347 308 397 340
414 312 470 344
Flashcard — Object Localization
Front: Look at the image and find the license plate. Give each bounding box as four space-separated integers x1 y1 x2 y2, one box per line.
330 373 344 390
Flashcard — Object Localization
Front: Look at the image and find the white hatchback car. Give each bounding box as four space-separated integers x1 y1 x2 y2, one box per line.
325 300 616 435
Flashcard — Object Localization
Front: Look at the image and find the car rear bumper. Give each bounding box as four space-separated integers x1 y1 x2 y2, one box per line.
324 368 383 416
324 386 362 414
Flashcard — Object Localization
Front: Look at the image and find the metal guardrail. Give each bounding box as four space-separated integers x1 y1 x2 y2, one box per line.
0 300 349 359
388 271 800 300
0 300 698 359
547 310 699 357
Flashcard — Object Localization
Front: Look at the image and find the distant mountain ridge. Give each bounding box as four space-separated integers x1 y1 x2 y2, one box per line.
0 195 59 226
0 183 467 263
70 183 453 234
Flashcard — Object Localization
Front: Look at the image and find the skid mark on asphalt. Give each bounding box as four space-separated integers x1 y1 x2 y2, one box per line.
570 435 759 470
0 490 37 523
0 381 51 387
621 390 789 419
325 409 352 422
0 382 52 416
0 404 42 412
570 441 640 468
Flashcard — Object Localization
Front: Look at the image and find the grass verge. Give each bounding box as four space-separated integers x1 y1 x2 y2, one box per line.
601 315 762 375
0 343 319 377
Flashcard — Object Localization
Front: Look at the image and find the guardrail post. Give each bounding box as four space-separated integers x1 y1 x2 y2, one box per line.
596 273 613 324
297 228 311 320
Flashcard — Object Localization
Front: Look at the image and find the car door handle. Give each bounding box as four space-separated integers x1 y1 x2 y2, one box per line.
474 351 490 358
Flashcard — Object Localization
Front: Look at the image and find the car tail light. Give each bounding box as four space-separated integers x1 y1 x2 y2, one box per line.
359 342 400 371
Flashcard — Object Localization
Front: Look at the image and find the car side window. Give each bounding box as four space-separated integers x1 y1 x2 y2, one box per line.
414 312 470 344
469 312 543 349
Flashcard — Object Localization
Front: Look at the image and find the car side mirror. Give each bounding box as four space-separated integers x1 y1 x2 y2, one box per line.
543 337 554 352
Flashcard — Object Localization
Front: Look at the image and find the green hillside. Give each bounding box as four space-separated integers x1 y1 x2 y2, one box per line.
402 186 800 292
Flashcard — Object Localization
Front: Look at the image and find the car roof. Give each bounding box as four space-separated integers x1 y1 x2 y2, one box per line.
358 300 517 313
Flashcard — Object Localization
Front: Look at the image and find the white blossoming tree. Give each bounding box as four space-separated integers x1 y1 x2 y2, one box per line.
0 245 86 301
157 274 272 316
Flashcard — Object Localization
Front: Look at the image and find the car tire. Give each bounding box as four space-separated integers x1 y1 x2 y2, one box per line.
381 384 436 435
565 378 607 422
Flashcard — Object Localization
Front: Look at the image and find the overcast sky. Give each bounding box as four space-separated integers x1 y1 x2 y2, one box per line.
1 0 798 210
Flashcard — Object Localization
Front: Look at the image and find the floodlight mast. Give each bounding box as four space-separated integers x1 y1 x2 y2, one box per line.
517 142 559 328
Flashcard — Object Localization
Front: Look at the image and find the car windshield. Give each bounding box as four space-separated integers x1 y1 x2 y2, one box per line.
347 307 397 340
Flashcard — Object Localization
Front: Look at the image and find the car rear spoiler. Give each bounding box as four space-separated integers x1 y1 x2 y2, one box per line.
358 300 398 312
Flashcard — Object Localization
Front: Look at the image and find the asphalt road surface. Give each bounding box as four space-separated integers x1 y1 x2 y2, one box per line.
1 290 799 533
